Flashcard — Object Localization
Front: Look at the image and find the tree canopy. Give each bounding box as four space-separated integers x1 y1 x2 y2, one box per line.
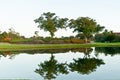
34 12 68 37
69 17 104 43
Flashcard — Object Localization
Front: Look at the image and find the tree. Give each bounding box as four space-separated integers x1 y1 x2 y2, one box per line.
95 30 116 42
34 12 68 38
95 24 104 34
8 27 22 39
0 31 8 41
69 17 104 43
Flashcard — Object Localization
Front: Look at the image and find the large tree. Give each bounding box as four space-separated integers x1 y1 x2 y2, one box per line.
34 12 68 38
69 17 104 43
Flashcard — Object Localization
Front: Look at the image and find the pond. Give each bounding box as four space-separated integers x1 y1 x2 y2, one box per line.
0 47 120 80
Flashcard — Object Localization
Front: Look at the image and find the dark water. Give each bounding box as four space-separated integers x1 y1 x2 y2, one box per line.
0 47 120 80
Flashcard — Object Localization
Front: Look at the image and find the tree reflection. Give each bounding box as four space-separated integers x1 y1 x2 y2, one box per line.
35 48 105 79
71 48 93 58
95 47 120 56
0 51 19 59
68 58 105 75
35 54 68 80
0 48 106 77
0 48 93 59
69 47 105 75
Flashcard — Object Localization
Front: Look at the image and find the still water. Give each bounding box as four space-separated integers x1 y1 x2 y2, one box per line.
0 47 120 80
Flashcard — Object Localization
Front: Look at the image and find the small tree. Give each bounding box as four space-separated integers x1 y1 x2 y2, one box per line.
34 12 68 38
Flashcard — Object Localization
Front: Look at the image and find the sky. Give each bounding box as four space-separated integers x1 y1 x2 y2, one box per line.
0 0 120 37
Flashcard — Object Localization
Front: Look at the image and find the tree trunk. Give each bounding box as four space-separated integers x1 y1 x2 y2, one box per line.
85 37 87 43
50 32 54 38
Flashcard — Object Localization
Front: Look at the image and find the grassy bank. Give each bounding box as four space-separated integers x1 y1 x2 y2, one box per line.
0 43 120 51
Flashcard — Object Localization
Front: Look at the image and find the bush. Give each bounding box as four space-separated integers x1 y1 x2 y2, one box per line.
3 37 12 42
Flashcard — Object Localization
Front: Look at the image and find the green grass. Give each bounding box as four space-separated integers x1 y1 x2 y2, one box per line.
0 43 120 51
10 38 33 43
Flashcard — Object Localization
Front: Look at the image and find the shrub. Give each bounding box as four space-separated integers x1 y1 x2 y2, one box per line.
3 37 12 42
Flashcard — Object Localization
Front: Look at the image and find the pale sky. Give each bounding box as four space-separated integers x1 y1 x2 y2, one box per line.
0 0 120 37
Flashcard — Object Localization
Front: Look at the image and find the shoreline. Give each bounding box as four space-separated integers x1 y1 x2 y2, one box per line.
0 43 120 51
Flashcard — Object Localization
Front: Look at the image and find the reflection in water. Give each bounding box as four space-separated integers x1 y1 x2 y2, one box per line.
0 47 120 79
1 47 120 58
0 51 19 59
71 48 93 58
0 48 93 59
95 47 120 56
34 48 105 79
69 58 105 75
35 54 68 80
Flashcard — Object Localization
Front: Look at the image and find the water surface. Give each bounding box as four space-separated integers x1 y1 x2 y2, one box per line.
0 47 120 80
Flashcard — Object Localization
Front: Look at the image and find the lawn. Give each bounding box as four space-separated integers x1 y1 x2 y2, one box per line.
0 43 120 51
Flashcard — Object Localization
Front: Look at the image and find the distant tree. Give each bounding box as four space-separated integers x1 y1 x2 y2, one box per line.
0 28 25 42
104 30 115 42
34 12 68 38
114 35 120 42
95 30 116 42
0 31 8 41
69 17 104 43
8 27 22 39
94 34 105 42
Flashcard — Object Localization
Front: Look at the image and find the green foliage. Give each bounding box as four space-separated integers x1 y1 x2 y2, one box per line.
41 37 57 42
69 17 104 42
0 28 25 42
95 30 117 42
115 36 120 42
95 24 105 33
0 31 8 41
10 38 33 43
34 12 68 37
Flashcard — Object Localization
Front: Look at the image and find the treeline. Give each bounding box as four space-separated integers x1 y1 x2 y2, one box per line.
0 12 119 43
0 28 25 42
34 12 104 43
95 30 120 42
34 12 120 43
0 28 89 44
